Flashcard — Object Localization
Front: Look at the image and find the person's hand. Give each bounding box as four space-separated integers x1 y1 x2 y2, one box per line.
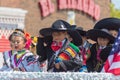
55 63 60 69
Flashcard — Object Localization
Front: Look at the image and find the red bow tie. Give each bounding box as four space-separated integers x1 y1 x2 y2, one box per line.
51 41 62 51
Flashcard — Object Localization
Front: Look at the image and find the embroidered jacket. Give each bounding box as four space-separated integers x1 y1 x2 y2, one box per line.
37 38 82 72
86 43 112 72
0 50 41 72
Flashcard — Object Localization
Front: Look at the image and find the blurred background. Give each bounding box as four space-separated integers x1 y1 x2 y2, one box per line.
1 0 120 36
0 0 120 52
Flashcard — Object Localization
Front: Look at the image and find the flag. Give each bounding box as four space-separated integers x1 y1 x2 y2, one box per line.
101 29 120 76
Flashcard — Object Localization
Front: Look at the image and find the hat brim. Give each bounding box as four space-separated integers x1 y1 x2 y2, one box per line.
86 29 115 44
39 28 52 36
76 29 86 36
40 28 68 36
43 35 53 45
94 18 120 31
68 30 82 46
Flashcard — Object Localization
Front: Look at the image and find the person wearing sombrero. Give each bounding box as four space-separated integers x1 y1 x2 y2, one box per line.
37 20 82 72
75 27 92 72
76 27 87 44
67 25 88 72
94 17 120 38
86 28 115 72
67 25 82 47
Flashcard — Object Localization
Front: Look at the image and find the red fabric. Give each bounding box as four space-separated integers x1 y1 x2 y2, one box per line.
25 39 32 50
108 68 120 76
25 32 32 49
51 41 62 51
97 49 102 61
102 51 120 75
59 52 70 60
25 32 30 40
102 30 120 76
81 47 91 65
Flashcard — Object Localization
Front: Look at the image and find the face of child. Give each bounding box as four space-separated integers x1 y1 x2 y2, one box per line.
52 31 67 43
97 37 110 47
109 30 118 38
11 36 26 51
10 41 15 50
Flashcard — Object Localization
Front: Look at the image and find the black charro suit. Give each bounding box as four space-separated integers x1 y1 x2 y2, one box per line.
86 43 112 72
37 37 82 72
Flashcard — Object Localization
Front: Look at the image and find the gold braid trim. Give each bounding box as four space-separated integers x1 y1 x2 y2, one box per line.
94 60 103 71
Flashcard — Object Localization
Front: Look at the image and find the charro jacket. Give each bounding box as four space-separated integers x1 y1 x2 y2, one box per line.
37 37 82 72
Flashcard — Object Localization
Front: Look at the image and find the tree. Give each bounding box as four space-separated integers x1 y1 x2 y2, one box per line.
110 3 120 18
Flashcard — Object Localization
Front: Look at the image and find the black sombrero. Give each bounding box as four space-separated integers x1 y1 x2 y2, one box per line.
86 29 115 44
68 29 82 46
40 20 71 36
76 27 86 36
94 17 120 31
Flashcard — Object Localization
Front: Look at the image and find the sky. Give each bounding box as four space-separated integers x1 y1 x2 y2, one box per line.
111 0 120 9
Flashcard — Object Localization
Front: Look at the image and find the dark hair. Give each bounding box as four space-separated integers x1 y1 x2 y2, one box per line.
15 28 25 34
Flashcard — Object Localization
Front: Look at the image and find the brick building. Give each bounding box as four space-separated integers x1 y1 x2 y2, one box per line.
0 0 111 68
0 0 111 36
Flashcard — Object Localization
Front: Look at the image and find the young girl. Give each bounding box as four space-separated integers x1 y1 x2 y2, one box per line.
0 31 41 72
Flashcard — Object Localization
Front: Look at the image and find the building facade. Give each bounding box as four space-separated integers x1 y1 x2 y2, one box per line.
0 0 111 36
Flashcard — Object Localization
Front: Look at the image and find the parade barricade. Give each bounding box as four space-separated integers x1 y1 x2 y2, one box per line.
0 72 120 80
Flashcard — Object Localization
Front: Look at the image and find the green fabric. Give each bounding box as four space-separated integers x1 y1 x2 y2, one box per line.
17 50 26 54
69 43 80 53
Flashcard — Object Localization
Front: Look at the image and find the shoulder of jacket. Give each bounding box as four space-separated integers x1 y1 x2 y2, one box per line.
68 43 80 53
25 55 36 63
22 50 33 60
3 50 11 57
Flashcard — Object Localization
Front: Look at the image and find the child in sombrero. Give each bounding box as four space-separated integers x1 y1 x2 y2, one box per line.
86 28 115 72
37 20 82 72
94 17 120 38
76 27 93 72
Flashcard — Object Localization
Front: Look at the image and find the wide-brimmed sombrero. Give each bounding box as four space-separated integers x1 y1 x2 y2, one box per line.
86 29 115 44
76 27 87 36
68 29 82 46
40 20 71 36
94 17 120 31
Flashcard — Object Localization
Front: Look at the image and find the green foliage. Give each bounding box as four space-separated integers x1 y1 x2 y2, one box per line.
110 3 120 18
